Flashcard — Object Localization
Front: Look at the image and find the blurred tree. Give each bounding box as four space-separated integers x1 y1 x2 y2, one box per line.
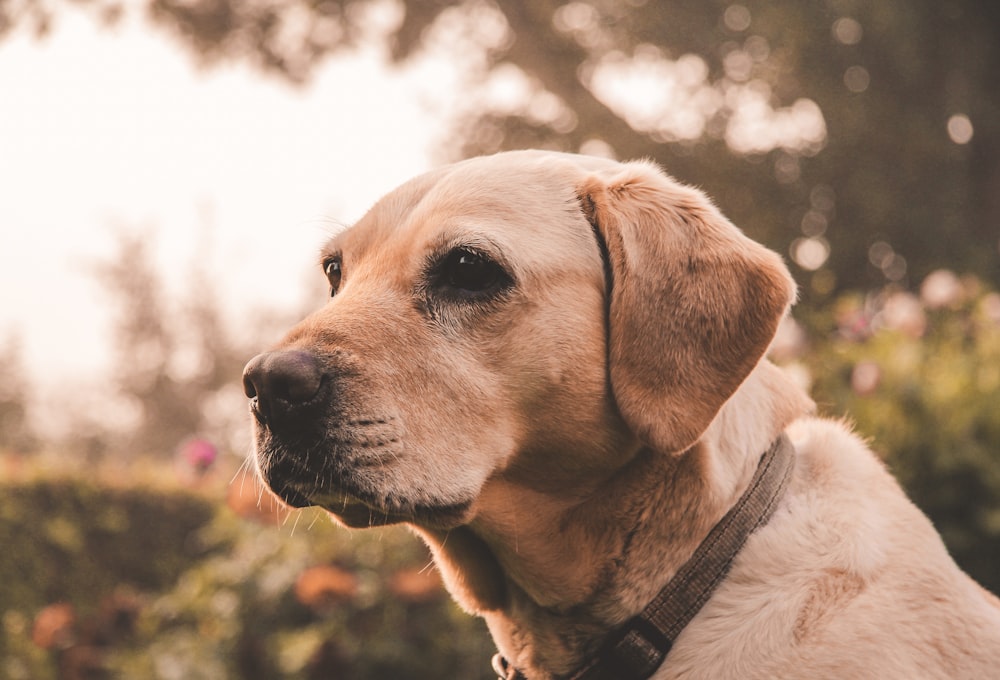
0 337 38 453
5 0 997 300
95 230 251 456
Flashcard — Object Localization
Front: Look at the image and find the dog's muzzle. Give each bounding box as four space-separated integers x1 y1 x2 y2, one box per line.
242 349 471 527
242 349 329 507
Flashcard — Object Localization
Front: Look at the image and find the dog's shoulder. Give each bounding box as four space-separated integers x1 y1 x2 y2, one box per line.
658 416 1000 679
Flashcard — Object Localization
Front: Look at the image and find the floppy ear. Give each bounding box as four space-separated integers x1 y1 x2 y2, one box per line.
578 160 797 455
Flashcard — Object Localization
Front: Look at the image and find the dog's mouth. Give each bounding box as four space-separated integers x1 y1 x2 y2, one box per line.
310 491 472 529
259 448 473 529
274 485 472 529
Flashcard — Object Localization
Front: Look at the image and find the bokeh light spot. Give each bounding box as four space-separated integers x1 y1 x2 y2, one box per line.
724 5 751 32
832 17 863 45
791 237 830 271
947 114 973 144
844 65 870 93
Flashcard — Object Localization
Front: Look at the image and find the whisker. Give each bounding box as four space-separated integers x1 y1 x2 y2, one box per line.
230 449 252 483
307 511 321 531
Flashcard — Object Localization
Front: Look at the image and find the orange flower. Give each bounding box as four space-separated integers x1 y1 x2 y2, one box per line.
294 565 359 610
32 602 76 650
387 567 444 604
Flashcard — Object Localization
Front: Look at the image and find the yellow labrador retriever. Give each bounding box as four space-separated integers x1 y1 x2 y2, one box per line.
242 151 1000 679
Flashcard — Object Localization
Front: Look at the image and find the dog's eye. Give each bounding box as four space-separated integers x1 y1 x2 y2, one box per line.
439 248 510 297
323 256 342 296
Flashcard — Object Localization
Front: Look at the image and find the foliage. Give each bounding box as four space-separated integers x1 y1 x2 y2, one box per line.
0 339 37 454
0 468 493 680
0 474 217 679
0 478 215 616
7 0 998 296
109 511 494 680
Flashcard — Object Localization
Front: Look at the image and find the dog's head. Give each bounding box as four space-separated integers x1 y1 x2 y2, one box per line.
243 151 795 529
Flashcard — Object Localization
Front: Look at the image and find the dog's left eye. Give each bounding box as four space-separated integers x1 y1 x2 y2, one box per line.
323 256 342 296
438 248 511 297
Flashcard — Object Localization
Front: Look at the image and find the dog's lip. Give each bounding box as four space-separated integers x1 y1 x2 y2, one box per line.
266 476 470 527
258 458 405 521
256 437 470 527
315 495 405 527
274 485 314 509
270 486 393 524
304 490 473 529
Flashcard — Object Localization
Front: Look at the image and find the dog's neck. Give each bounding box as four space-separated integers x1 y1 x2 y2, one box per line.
416 361 813 678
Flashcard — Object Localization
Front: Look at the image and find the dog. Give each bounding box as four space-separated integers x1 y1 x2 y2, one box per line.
242 151 1000 679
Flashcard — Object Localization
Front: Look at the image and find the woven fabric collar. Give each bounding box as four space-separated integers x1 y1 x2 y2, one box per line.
493 433 796 680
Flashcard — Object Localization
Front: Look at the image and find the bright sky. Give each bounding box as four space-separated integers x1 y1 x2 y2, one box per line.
0 8 447 394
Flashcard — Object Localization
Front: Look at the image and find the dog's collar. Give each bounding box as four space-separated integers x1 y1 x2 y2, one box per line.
492 433 796 680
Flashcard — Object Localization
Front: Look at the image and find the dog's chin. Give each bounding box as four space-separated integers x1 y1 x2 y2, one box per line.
254 440 475 529
268 483 473 530
313 495 470 529
313 492 473 529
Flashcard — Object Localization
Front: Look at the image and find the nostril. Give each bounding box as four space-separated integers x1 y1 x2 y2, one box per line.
242 355 263 399
267 350 324 404
242 349 325 432
242 374 258 400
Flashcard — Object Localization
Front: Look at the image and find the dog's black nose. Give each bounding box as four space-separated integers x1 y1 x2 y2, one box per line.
243 350 324 429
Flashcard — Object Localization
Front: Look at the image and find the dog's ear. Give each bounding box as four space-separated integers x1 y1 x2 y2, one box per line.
578 160 796 455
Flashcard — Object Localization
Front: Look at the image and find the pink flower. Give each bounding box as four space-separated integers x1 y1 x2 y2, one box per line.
851 361 881 396
920 269 964 309
878 292 926 337
179 438 217 472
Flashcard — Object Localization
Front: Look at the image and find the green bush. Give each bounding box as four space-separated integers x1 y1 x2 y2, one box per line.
109 507 494 680
0 475 493 680
0 478 217 679
0 479 215 616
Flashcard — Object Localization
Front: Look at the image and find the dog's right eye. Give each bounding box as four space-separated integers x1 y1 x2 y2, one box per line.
323 256 342 296
437 248 511 299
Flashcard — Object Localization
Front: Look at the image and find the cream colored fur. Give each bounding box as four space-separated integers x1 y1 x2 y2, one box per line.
252 150 1000 679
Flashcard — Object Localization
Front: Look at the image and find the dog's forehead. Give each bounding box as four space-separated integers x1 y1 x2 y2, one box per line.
328 153 601 271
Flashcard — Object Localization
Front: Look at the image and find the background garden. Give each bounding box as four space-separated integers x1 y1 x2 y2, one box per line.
1 1 998 678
